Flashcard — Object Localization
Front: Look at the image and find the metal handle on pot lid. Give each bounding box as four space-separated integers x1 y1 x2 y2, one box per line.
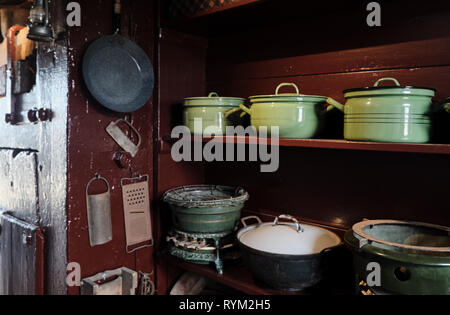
208 92 219 98
241 216 262 228
374 78 401 87
274 214 304 233
275 83 300 95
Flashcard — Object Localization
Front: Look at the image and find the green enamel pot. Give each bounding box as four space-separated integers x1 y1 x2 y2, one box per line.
234 83 328 139
183 93 245 136
326 78 447 143
344 220 450 295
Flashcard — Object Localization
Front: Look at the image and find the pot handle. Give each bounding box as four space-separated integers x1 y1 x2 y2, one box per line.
225 105 244 118
374 77 401 87
238 104 252 117
276 83 300 95
241 216 262 228
326 97 345 113
273 214 304 233
429 98 450 114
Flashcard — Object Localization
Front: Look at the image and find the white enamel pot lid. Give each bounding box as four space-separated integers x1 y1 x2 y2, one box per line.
237 215 342 256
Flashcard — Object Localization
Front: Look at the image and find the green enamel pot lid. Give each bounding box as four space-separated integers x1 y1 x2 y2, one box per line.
184 92 244 107
249 83 327 103
344 78 436 98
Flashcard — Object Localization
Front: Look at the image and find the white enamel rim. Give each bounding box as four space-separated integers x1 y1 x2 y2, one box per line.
237 219 342 256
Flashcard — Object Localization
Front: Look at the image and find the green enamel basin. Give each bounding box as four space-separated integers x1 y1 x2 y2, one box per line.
162 185 249 234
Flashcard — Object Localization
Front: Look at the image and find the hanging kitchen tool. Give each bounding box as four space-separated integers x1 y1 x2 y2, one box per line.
106 118 141 158
86 174 113 247
81 267 138 295
139 271 156 296
82 0 154 113
4 25 25 125
121 174 153 253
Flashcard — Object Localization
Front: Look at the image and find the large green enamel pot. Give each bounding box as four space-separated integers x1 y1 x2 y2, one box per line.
235 83 328 139
183 93 244 136
162 185 249 234
345 220 450 295
326 78 446 143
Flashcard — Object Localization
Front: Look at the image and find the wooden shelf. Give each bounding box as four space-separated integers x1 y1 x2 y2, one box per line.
162 135 450 155
162 254 352 296
181 0 264 19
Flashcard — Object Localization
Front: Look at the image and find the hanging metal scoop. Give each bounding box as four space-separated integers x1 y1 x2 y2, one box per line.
86 174 113 247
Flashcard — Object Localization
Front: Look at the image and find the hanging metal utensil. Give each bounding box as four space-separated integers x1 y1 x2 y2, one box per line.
106 118 141 158
86 174 113 247
81 267 138 295
4 25 25 125
121 174 153 253
82 0 154 113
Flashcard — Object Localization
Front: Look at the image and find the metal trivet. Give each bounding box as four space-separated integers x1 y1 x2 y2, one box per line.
166 230 240 275
359 281 393 296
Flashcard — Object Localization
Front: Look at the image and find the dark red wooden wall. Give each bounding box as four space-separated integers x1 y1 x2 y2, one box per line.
66 0 156 295
63 0 450 295
156 0 450 293
203 0 450 229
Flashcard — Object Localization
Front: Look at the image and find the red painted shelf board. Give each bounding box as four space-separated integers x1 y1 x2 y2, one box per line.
163 255 307 295
162 135 450 155
163 254 353 296
169 0 264 20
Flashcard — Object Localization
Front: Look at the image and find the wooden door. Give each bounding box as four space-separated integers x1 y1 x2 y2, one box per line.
0 212 44 295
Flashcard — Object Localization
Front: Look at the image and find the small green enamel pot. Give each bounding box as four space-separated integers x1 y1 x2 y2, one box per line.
234 83 328 139
326 78 447 143
183 93 245 136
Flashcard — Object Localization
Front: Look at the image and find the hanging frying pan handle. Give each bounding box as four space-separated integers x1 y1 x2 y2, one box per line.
113 0 121 34
273 214 304 233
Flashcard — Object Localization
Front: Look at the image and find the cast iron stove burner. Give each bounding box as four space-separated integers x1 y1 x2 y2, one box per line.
166 230 240 275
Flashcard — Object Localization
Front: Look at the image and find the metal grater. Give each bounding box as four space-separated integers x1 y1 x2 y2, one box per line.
121 175 153 253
